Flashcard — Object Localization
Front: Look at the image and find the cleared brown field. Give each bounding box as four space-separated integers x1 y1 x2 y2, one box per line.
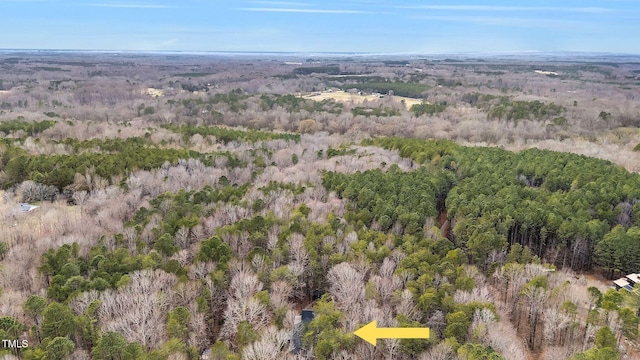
300 90 423 110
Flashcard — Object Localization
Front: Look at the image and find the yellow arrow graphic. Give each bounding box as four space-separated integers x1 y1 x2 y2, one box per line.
354 321 430 346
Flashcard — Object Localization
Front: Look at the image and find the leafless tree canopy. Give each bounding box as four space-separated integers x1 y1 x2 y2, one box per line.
0 52 639 359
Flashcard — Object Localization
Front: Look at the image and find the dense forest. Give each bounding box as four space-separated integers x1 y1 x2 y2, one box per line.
1 53 640 360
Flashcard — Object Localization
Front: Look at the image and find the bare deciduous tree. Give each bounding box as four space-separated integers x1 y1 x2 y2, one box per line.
241 326 290 360
419 341 455 360
98 270 177 349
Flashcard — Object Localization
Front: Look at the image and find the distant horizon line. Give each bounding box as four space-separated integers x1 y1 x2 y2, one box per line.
1 48 639 58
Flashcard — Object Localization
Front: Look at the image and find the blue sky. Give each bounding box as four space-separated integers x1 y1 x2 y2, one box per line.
1 0 639 53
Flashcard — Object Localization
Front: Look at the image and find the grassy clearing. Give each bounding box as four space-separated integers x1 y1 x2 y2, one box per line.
300 91 422 110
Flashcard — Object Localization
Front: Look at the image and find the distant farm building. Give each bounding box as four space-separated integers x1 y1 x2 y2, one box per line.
534 70 559 76
19 203 39 212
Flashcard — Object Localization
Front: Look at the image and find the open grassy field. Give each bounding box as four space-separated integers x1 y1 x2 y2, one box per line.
300 90 423 110
146 88 164 97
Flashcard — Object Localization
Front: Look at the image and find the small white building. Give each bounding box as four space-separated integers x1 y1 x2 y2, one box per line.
19 203 39 212
613 273 640 291
614 278 632 291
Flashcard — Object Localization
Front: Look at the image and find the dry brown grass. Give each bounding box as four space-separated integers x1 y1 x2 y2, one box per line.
300 91 423 110
145 88 164 97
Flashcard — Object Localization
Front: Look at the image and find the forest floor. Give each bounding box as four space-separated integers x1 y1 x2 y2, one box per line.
623 342 640 359
492 302 533 360
582 273 613 293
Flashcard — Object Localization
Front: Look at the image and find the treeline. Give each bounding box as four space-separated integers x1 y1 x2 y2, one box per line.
594 226 640 277
0 119 56 136
0 99 30 110
162 123 301 144
260 94 343 114
323 166 454 235
166 90 248 113
1 137 246 189
351 106 400 117
487 100 565 122
410 102 447 117
461 92 565 122
314 147 357 159
461 92 507 106
340 81 429 98
293 66 341 75
59 136 152 152
346 137 640 274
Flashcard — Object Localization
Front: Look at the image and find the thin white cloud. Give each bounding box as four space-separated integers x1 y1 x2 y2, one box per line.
238 7 370 14
401 5 614 14
410 15 589 29
405 5 526 11
161 39 178 47
572 7 617 13
87 3 176 8
249 1 314 6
